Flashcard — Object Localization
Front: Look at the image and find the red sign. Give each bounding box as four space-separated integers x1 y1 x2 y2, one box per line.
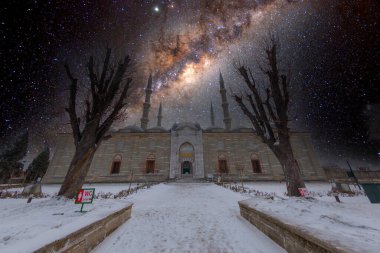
75 188 95 204
298 188 309 197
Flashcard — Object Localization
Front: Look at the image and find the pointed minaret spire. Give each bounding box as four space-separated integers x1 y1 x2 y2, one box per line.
219 71 225 89
219 71 232 130
210 102 215 127
140 74 153 130
157 102 163 127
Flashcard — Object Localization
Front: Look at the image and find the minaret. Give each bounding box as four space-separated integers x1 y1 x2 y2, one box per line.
140 74 153 130
210 102 215 127
219 71 232 130
157 102 163 127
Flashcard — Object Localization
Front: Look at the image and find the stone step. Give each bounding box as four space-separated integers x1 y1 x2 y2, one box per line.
170 178 209 183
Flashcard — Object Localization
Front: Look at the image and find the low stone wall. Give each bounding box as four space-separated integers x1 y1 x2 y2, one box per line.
0 183 25 190
239 201 349 253
43 174 168 184
34 203 133 253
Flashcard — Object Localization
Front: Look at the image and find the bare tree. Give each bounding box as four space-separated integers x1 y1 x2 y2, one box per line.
58 48 133 198
233 36 305 196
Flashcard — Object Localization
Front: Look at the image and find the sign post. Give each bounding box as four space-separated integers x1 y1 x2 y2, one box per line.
298 188 309 197
75 188 95 212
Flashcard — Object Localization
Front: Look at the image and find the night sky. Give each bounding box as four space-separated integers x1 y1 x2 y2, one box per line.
0 0 379 167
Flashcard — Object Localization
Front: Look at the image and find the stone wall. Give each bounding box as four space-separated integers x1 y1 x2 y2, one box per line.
43 134 75 183
43 133 171 183
203 132 281 180
88 132 171 182
203 132 324 181
43 131 324 183
239 201 349 253
34 203 132 253
291 134 323 180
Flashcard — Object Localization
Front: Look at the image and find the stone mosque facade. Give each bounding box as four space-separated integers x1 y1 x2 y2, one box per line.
43 74 325 183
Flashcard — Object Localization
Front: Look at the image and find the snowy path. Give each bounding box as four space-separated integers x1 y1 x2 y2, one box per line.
92 183 285 253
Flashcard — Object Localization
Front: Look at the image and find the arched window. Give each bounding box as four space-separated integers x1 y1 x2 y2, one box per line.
251 154 262 173
218 155 228 173
146 154 156 174
110 155 122 174
179 142 194 159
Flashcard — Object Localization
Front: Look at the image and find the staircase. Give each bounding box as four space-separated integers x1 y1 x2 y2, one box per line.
170 177 209 183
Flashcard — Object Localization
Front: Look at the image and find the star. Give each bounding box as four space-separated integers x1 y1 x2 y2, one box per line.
0 0 378 166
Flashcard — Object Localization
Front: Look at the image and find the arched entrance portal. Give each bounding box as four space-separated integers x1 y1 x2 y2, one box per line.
179 142 195 177
182 161 192 175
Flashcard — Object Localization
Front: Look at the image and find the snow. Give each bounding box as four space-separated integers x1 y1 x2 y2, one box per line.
92 183 286 253
1 181 377 253
0 185 136 253
240 182 380 253
239 181 368 202
4 183 139 196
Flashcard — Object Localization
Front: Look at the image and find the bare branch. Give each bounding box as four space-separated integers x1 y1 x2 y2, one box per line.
233 95 266 142
85 99 91 122
103 56 131 111
233 34 305 195
281 74 289 111
99 47 111 90
264 88 278 124
64 63 81 147
247 94 261 126
96 78 132 144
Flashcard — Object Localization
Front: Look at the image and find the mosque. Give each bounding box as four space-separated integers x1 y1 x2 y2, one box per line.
43 74 325 183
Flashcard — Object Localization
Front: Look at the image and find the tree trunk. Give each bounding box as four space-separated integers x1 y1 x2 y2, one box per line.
58 142 97 198
276 142 305 196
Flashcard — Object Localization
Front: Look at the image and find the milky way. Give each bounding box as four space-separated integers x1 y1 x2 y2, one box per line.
0 0 379 166
125 0 303 124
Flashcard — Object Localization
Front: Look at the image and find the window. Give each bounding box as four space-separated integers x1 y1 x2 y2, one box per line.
146 154 156 174
110 155 122 174
179 142 194 159
218 155 228 173
251 154 262 173
111 161 121 174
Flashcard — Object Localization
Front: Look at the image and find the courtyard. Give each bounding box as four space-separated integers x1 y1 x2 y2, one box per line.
92 183 285 253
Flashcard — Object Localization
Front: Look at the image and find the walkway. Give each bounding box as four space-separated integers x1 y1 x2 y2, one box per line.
92 183 285 253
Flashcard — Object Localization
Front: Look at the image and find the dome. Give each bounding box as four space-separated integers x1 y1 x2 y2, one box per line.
204 126 225 133
230 127 254 133
171 122 202 131
118 125 144 133
147 126 169 133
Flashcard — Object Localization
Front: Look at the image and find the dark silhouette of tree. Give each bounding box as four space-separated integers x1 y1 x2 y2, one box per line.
233 36 305 196
0 131 28 183
25 147 50 183
58 48 133 198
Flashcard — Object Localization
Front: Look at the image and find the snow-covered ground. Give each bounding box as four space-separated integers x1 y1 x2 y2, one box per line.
92 183 286 253
242 181 368 203
1 181 377 253
0 198 132 253
3 183 139 196
0 183 140 253
240 182 379 253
